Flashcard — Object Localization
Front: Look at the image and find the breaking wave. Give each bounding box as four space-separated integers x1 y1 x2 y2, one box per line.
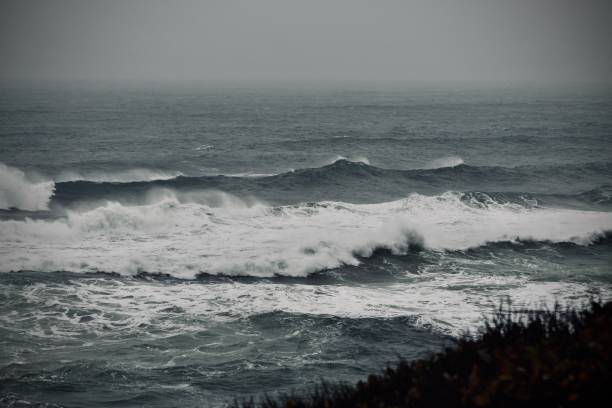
47 159 612 208
3 160 612 211
1 190 610 278
325 155 371 165
423 155 465 169
0 162 55 211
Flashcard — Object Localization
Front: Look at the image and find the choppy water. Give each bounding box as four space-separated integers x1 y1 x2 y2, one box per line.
1 81 612 407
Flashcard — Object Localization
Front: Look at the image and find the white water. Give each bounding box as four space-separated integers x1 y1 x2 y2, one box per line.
0 162 187 212
12 274 602 339
1 190 611 278
0 163 55 211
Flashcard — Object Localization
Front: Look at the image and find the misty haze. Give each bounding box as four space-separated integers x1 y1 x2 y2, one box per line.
1 1 612 407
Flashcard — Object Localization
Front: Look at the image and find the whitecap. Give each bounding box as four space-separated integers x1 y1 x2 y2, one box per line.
1 190 611 278
0 162 55 211
325 155 370 165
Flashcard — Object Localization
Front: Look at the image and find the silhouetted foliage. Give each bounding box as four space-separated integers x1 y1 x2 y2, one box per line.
238 300 612 407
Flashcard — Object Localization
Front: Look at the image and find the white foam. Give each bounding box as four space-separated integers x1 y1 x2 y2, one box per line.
1 191 611 278
0 162 55 211
326 155 370 165
423 155 465 169
10 273 608 339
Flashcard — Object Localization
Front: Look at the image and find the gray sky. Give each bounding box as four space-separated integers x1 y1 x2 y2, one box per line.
1 0 611 82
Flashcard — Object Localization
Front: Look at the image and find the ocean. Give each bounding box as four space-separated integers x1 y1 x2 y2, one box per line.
1 81 611 407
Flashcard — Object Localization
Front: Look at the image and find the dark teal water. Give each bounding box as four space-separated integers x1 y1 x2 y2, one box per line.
1 81 612 407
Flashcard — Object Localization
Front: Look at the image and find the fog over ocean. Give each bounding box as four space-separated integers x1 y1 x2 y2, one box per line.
1 81 611 406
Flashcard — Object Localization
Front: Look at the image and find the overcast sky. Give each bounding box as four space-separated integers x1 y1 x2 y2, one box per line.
1 0 611 82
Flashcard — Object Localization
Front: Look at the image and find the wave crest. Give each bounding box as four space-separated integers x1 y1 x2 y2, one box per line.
423 156 465 169
326 155 370 165
55 168 184 183
0 162 55 211
1 191 611 278
44 160 612 209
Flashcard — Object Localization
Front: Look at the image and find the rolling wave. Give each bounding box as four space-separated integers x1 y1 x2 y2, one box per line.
0 162 183 211
49 159 612 208
422 155 465 169
55 168 184 183
3 160 612 212
1 191 610 278
324 155 371 165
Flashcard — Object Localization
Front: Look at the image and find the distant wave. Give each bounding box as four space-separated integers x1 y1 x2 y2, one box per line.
48 159 612 208
323 155 371 166
1 191 610 278
55 168 184 183
0 162 55 211
4 160 612 210
422 155 465 169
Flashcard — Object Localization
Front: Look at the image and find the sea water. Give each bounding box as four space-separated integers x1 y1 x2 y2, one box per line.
1 81 611 407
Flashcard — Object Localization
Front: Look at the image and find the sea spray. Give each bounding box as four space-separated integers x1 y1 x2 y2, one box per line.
0 162 55 211
1 190 610 277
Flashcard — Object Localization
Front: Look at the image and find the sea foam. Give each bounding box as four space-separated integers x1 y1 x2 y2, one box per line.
0 162 55 211
1 191 611 278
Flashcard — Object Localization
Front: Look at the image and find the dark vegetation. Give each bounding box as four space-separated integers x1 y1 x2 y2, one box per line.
238 300 612 407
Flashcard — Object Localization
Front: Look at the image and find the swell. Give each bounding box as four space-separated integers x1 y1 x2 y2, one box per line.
54 168 184 183
268 133 612 148
50 160 612 207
